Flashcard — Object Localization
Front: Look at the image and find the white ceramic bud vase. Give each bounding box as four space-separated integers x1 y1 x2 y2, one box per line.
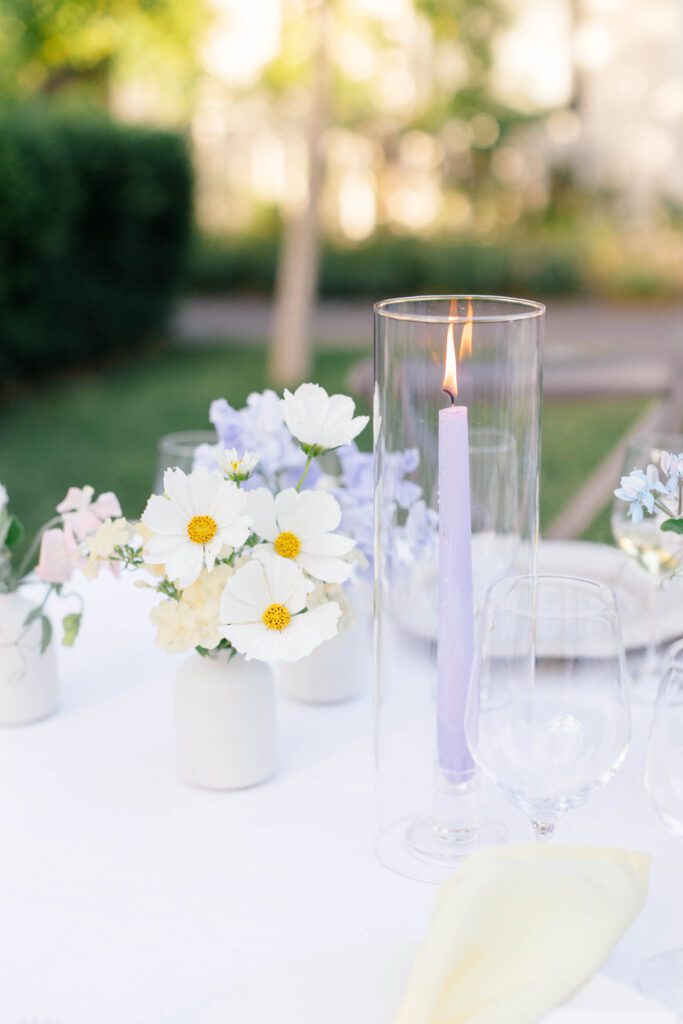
175 651 277 790
276 604 372 704
0 591 59 725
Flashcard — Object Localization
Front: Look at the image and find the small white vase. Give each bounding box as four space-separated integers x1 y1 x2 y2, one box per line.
276 609 372 704
0 591 59 725
175 651 277 790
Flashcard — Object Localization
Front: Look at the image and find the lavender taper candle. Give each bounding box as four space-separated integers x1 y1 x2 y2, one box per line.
437 323 475 775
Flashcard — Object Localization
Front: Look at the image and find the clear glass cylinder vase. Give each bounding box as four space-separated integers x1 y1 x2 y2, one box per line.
373 295 544 881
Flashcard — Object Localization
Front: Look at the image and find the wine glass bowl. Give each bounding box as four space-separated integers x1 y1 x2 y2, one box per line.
466 574 631 839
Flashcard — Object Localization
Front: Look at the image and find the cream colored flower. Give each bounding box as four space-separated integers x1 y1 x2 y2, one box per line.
306 580 355 632
141 467 252 588
88 518 131 559
282 383 369 452
152 564 235 653
151 600 205 653
248 487 355 583
219 555 340 662
214 447 260 482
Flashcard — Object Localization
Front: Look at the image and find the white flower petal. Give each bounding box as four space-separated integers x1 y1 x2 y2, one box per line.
167 543 205 588
220 559 273 623
297 551 353 583
247 488 279 541
260 555 311 612
142 495 185 535
277 603 341 660
275 488 341 537
302 532 355 558
163 468 195 518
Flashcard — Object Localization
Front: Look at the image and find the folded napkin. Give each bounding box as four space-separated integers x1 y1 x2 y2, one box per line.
393 845 650 1024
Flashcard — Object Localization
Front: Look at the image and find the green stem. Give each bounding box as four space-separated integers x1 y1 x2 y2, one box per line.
654 497 675 517
12 515 62 586
295 455 314 492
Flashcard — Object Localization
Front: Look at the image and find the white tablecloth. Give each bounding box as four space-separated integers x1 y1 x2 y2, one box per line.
1 574 682 1024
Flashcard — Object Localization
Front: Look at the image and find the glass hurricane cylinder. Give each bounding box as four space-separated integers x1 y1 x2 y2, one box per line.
373 295 544 882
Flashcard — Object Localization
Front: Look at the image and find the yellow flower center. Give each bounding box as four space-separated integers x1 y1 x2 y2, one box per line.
231 461 240 471
274 531 301 559
262 603 291 631
186 514 218 545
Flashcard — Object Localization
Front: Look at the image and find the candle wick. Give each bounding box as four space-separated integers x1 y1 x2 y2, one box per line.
443 388 456 407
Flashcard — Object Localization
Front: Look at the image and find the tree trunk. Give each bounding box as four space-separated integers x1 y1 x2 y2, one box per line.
269 0 329 387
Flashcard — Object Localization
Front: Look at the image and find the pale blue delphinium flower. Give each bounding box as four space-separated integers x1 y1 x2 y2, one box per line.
614 465 666 524
394 499 438 566
331 444 426 571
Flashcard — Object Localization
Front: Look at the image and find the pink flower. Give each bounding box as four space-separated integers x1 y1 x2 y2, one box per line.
36 528 80 584
56 486 122 540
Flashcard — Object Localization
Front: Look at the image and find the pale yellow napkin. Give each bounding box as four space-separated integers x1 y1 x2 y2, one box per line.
393 845 650 1024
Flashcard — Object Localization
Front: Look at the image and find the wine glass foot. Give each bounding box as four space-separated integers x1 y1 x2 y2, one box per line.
639 949 683 1013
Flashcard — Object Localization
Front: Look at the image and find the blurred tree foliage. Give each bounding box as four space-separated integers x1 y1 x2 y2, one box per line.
0 0 207 106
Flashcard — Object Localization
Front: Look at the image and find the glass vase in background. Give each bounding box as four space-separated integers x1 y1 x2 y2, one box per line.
466 574 631 840
611 433 683 699
374 295 543 882
155 431 217 492
640 640 683 1013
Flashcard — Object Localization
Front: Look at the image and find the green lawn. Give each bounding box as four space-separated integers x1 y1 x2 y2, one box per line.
0 343 646 555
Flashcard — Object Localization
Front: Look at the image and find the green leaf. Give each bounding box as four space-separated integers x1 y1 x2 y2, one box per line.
62 612 82 648
5 515 24 549
39 615 53 655
661 518 683 535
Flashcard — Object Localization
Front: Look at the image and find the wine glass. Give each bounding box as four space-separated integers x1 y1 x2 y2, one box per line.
612 433 683 699
466 574 631 839
640 640 683 1012
154 430 217 492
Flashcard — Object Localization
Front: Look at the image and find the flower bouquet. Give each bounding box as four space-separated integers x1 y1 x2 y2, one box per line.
193 382 436 700
106 384 369 787
0 483 123 723
614 448 683 576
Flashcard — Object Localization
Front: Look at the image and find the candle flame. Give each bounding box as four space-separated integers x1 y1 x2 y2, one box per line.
442 319 458 401
459 298 474 360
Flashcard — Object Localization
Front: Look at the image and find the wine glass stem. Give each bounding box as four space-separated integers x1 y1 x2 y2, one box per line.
531 820 555 842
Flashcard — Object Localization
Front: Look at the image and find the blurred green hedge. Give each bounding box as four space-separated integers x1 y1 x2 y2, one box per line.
0 108 192 380
189 232 585 299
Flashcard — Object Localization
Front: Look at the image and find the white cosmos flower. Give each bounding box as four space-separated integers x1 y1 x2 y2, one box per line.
141 467 252 588
248 487 355 583
0 483 8 513
281 383 369 452
220 555 340 662
213 447 260 482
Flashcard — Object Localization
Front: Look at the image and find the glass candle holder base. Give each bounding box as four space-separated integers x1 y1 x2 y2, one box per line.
376 766 506 883
376 816 506 884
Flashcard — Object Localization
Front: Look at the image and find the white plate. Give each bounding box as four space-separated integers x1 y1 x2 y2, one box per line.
161 944 675 1023
537 541 683 653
